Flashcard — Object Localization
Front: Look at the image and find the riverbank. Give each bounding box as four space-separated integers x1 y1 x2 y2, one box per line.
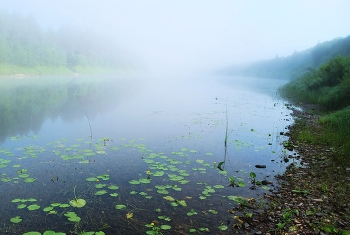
255 104 350 234
0 64 132 76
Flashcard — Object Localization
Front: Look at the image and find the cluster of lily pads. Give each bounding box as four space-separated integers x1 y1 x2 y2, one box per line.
0 135 274 234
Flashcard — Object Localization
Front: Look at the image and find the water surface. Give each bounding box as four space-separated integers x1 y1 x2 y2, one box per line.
0 75 292 234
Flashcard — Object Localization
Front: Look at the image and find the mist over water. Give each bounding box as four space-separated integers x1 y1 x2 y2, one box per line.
0 75 294 234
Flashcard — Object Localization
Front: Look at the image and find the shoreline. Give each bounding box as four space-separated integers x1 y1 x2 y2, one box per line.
253 103 350 234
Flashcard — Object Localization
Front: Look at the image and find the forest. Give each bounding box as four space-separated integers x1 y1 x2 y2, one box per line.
222 35 350 79
0 10 132 75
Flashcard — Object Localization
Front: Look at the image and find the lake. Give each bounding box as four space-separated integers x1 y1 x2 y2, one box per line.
0 74 293 234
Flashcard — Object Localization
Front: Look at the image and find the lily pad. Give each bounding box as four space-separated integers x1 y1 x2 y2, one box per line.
115 204 126 210
10 216 22 223
160 225 171 230
27 204 41 211
95 190 107 196
24 177 36 183
69 199 86 208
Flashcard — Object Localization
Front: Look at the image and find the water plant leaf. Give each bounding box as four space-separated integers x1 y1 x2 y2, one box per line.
157 189 169 195
187 209 197 216
160 225 171 230
18 204 26 209
177 200 187 206
236 182 246 187
95 190 107 196
24 177 36 183
115 204 126 210
10 216 22 223
23 232 42 235
69 199 86 208
43 230 66 235
95 232 105 235
208 209 218 214
139 178 151 183
43 206 54 212
217 161 225 170
218 225 228 231
213 185 225 188
250 172 256 179
86 177 98 182
163 196 175 201
28 204 41 210
95 183 106 188
110 193 118 197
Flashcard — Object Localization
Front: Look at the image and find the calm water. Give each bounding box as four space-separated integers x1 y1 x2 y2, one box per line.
0 75 292 234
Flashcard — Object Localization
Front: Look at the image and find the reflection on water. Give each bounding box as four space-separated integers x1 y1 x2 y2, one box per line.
0 75 292 234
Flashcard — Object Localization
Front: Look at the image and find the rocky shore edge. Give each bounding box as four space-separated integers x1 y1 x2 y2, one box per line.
233 104 350 235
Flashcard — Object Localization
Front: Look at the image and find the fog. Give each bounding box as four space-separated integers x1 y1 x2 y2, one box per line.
1 0 350 74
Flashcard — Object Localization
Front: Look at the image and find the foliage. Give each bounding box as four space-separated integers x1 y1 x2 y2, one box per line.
0 10 131 75
222 35 350 79
280 55 350 110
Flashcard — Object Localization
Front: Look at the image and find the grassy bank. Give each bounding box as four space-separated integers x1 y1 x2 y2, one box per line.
280 55 350 163
269 55 350 234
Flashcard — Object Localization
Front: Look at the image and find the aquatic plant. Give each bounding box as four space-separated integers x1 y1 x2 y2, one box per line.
69 186 86 208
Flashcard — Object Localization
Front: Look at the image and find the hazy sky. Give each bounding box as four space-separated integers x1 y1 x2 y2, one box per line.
1 0 349 73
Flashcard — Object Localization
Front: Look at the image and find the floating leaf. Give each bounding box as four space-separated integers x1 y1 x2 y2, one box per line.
177 200 187 206
160 225 171 230
139 178 151 184
43 207 54 212
17 204 26 209
236 182 246 187
23 232 42 235
86 177 98 182
69 199 86 208
218 225 228 231
95 184 106 189
24 177 36 183
10 216 22 223
95 190 107 196
213 185 225 189
209 209 218 214
115 204 126 210
163 196 175 201
187 209 197 216
27 204 40 211
110 193 118 197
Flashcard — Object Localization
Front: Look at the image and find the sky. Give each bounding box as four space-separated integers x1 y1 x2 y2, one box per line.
1 0 349 74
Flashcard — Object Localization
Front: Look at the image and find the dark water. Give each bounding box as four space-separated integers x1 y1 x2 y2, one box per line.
0 75 292 234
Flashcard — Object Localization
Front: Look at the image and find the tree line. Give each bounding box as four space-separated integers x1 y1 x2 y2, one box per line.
0 10 129 73
221 35 350 79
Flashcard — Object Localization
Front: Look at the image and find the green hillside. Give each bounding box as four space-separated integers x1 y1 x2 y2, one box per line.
222 35 350 79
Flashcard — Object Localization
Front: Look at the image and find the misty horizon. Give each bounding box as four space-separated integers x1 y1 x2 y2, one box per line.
1 1 350 75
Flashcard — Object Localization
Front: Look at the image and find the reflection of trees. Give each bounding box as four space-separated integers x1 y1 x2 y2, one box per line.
0 77 121 143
